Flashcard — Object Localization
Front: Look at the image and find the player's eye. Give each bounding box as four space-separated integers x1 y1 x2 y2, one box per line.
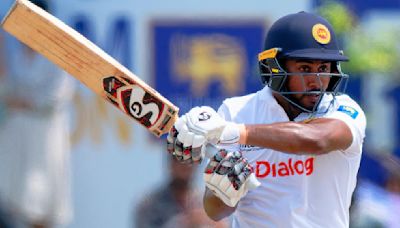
318 65 329 73
298 65 311 73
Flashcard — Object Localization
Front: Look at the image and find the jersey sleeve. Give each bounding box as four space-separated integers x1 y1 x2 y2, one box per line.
325 101 367 156
217 102 233 122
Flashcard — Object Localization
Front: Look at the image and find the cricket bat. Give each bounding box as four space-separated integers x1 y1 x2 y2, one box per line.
1 0 178 137
1 0 261 188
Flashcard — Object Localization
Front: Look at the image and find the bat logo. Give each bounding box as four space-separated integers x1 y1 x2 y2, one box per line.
103 76 163 128
127 86 159 124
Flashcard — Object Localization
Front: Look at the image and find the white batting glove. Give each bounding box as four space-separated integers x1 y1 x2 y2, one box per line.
183 106 227 142
167 106 241 164
204 148 260 207
166 116 206 163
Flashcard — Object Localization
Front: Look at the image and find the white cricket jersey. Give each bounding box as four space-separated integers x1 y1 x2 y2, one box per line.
217 86 366 228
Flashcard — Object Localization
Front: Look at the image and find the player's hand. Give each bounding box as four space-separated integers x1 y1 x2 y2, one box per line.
167 106 241 164
203 148 260 207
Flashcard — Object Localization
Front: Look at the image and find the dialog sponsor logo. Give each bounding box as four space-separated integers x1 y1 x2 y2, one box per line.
255 157 314 178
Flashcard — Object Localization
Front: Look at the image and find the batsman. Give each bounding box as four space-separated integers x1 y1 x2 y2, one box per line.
167 12 366 227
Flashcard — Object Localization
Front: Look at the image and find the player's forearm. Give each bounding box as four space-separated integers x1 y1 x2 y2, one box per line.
239 121 329 154
203 188 236 221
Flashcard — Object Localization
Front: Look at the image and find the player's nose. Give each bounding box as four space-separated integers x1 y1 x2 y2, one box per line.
304 74 321 91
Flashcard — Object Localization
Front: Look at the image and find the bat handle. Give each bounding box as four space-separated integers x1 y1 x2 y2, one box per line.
204 144 220 159
205 144 261 190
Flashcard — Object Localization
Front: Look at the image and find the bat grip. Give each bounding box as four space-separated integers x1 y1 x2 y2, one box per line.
204 144 220 159
205 144 261 190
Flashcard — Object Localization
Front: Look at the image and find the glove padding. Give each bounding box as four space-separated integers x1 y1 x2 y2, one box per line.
204 148 260 207
167 106 240 164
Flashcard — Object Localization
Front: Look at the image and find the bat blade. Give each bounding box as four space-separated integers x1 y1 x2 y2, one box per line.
1 0 178 137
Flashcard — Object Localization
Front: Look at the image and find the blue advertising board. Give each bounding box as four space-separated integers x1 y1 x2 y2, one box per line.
152 20 266 114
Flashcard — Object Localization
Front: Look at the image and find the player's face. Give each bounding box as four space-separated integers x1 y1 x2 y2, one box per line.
285 60 331 110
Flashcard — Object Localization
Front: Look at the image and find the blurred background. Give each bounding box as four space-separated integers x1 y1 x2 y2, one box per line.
0 0 399 227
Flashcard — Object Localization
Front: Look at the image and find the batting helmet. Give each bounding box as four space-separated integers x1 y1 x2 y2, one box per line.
258 11 349 113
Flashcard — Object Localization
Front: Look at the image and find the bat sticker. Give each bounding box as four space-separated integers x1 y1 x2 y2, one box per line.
103 76 164 128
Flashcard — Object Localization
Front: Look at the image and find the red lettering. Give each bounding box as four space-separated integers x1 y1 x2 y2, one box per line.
305 157 314 175
272 163 276 177
255 157 315 178
256 161 270 178
294 160 304 174
288 158 294 175
278 162 290 176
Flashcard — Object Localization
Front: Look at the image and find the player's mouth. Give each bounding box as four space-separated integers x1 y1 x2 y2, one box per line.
307 94 320 103
303 89 322 105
